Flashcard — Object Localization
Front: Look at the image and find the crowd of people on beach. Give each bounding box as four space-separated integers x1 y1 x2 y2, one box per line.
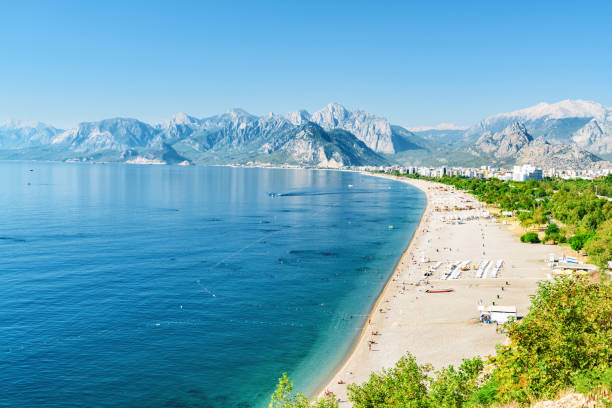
323 178 522 404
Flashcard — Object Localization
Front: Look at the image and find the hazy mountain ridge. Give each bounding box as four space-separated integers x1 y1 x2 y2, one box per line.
470 121 608 169
475 122 533 159
1 99 611 168
307 103 395 153
465 100 612 157
0 104 413 166
0 120 63 149
53 118 160 152
275 124 386 167
516 140 606 169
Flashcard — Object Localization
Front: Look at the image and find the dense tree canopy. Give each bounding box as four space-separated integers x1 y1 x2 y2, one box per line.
489 277 611 404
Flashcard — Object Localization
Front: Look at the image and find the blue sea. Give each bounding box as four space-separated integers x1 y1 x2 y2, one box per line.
0 162 425 408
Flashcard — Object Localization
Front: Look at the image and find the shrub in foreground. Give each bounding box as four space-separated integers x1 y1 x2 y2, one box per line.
347 353 431 408
345 354 484 408
269 373 338 408
520 232 540 243
428 358 484 407
488 277 611 405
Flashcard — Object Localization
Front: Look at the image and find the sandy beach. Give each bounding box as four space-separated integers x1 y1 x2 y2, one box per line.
318 175 565 406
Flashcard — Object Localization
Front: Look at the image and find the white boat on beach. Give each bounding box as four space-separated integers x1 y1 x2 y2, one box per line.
476 260 490 278
490 260 503 278
451 260 470 279
482 261 494 279
441 261 460 280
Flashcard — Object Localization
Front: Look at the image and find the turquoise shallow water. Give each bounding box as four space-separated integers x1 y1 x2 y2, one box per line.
0 162 425 408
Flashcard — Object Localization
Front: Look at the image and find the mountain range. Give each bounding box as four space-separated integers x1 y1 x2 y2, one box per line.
1 100 611 169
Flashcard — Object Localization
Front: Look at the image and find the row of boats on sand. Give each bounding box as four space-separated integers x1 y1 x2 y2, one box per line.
422 259 504 281
420 260 504 294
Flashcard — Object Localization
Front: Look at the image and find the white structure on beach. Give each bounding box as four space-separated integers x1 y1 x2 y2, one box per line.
512 164 543 181
479 305 517 324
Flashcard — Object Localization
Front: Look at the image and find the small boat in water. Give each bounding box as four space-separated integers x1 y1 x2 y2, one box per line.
425 288 454 293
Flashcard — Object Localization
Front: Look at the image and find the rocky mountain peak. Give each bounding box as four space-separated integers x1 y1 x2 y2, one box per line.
506 122 530 138
286 110 310 126
494 99 609 122
164 112 198 127
224 108 254 120
475 121 533 158
0 119 55 130
0 120 62 149
571 119 612 155
310 103 349 127
517 139 606 170
309 103 395 154
465 99 612 158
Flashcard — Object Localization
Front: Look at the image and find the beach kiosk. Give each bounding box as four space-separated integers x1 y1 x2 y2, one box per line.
489 306 517 324
479 305 517 324
553 263 598 275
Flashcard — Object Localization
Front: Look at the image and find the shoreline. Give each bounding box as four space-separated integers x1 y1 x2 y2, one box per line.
317 173 565 406
310 171 431 399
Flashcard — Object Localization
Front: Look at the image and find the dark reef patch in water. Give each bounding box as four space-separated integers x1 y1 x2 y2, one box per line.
278 190 375 197
288 249 338 257
279 208 308 213
0 236 27 243
35 232 98 241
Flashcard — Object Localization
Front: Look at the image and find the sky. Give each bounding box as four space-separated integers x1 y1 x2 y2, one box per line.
1 0 611 129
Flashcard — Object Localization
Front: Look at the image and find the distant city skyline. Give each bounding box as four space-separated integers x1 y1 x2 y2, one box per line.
1 1 611 129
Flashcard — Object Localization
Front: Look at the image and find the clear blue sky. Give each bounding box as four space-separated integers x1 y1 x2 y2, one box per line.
1 0 611 129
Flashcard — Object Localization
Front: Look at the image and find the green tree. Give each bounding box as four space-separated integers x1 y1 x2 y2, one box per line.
488 277 612 405
520 232 540 243
348 352 431 408
269 373 338 408
545 223 559 235
428 357 484 407
583 219 612 268
532 207 549 225
543 223 564 244
568 232 594 251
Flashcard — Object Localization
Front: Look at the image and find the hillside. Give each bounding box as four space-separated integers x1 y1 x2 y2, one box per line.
465 100 612 159
470 122 609 169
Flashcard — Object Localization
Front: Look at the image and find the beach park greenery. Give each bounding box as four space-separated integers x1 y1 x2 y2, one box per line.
519 231 540 243
387 172 612 269
271 276 611 407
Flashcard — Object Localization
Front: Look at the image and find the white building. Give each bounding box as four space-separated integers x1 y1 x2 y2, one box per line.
512 164 543 181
